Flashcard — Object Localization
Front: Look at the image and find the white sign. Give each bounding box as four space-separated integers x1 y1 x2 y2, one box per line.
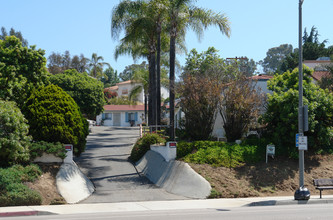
267 145 275 155
298 136 308 150
266 144 275 163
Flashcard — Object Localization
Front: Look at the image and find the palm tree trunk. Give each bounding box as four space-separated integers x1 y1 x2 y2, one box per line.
169 35 176 140
156 25 161 126
148 51 156 126
144 93 148 123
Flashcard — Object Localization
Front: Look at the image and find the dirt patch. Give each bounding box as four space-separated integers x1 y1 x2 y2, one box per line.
25 164 66 205
189 154 333 198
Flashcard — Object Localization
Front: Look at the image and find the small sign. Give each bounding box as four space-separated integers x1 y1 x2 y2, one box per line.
267 145 275 155
64 144 73 151
298 136 308 150
296 134 307 150
168 142 177 148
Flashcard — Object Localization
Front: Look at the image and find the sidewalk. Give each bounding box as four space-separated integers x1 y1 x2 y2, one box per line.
1 195 333 217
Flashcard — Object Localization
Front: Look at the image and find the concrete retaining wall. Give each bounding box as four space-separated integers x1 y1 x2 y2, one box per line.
136 150 211 199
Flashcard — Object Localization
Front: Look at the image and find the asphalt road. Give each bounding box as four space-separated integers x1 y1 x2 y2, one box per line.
5 203 333 220
74 126 186 203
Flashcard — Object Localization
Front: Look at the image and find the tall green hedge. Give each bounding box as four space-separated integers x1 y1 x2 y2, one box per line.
0 100 31 166
23 84 89 156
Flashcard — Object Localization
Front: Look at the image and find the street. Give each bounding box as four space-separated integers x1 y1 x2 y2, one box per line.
4 203 333 220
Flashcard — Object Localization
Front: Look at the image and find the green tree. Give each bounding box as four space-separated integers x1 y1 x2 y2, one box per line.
259 44 293 75
260 66 333 157
0 100 31 166
102 67 119 88
0 27 28 47
50 69 105 119
48 51 89 74
23 84 89 156
280 27 332 72
0 36 49 108
167 0 231 140
88 53 111 79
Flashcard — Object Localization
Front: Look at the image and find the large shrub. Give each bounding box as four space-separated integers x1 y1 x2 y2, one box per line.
0 100 31 166
23 84 89 156
260 66 333 157
50 69 105 119
129 133 166 162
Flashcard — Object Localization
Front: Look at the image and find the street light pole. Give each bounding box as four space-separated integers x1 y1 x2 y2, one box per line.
298 0 304 188
294 0 310 200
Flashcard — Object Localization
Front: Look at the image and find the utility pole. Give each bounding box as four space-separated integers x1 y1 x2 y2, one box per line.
294 0 310 200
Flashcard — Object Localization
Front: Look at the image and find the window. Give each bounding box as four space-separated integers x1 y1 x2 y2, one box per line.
125 112 138 122
103 113 112 120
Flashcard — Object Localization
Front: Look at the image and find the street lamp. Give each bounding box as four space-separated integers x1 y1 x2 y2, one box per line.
294 0 310 200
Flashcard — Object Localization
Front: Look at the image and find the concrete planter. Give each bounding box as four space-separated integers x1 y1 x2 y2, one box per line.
150 142 177 162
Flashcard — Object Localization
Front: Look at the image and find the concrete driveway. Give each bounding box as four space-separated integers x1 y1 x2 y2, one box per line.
74 126 186 203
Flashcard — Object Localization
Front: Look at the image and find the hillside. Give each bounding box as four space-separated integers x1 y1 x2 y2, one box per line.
189 154 333 198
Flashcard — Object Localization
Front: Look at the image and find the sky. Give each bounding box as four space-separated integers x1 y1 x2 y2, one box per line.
1 0 332 74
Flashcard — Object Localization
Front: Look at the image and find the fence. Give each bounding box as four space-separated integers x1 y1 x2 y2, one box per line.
139 124 169 138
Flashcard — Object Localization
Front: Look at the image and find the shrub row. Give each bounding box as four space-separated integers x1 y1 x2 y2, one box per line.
177 140 264 168
0 164 42 206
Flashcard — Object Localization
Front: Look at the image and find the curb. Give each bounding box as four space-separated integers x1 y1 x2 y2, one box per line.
0 211 55 217
246 198 333 207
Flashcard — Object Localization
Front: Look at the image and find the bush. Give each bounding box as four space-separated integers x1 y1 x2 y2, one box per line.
23 84 89 156
129 133 166 162
0 100 31 166
178 141 261 168
30 141 67 160
0 183 42 206
0 164 42 207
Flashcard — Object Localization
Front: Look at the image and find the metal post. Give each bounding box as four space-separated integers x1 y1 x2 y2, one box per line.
298 0 304 188
295 0 310 200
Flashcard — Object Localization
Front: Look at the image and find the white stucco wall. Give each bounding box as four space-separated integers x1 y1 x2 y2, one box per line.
97 111 144 127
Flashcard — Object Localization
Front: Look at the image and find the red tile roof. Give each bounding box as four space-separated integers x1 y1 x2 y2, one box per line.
104 105 145 111
250 74 273 80
312 71 330 81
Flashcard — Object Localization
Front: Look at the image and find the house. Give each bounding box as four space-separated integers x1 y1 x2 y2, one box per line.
104 80 170 104
96 105 145 126
303 58 331 84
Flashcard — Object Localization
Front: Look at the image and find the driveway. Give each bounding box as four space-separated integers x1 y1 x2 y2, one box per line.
74 126 186 203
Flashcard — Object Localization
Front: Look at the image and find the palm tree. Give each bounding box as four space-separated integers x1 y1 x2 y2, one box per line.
129 65 150 122
112 0 170 127
167 0 231 140
129 62 169 122
88 53 111 79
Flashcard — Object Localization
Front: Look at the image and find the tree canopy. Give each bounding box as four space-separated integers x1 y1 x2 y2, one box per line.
261 66 333 157
49 69 105 119
0 36 49 108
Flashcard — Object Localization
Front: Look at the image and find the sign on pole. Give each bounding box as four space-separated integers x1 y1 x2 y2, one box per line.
296 134 307 150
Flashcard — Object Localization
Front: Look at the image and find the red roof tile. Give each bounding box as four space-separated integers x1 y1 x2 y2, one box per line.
250 75 273 80
312 71 330 81
104 105 145 111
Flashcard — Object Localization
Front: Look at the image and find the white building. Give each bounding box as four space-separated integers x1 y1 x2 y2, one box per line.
96 105 145 127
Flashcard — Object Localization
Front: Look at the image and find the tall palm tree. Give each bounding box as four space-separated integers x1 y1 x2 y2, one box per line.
112 0 170 127
88 53 111 79
167 0 231 140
